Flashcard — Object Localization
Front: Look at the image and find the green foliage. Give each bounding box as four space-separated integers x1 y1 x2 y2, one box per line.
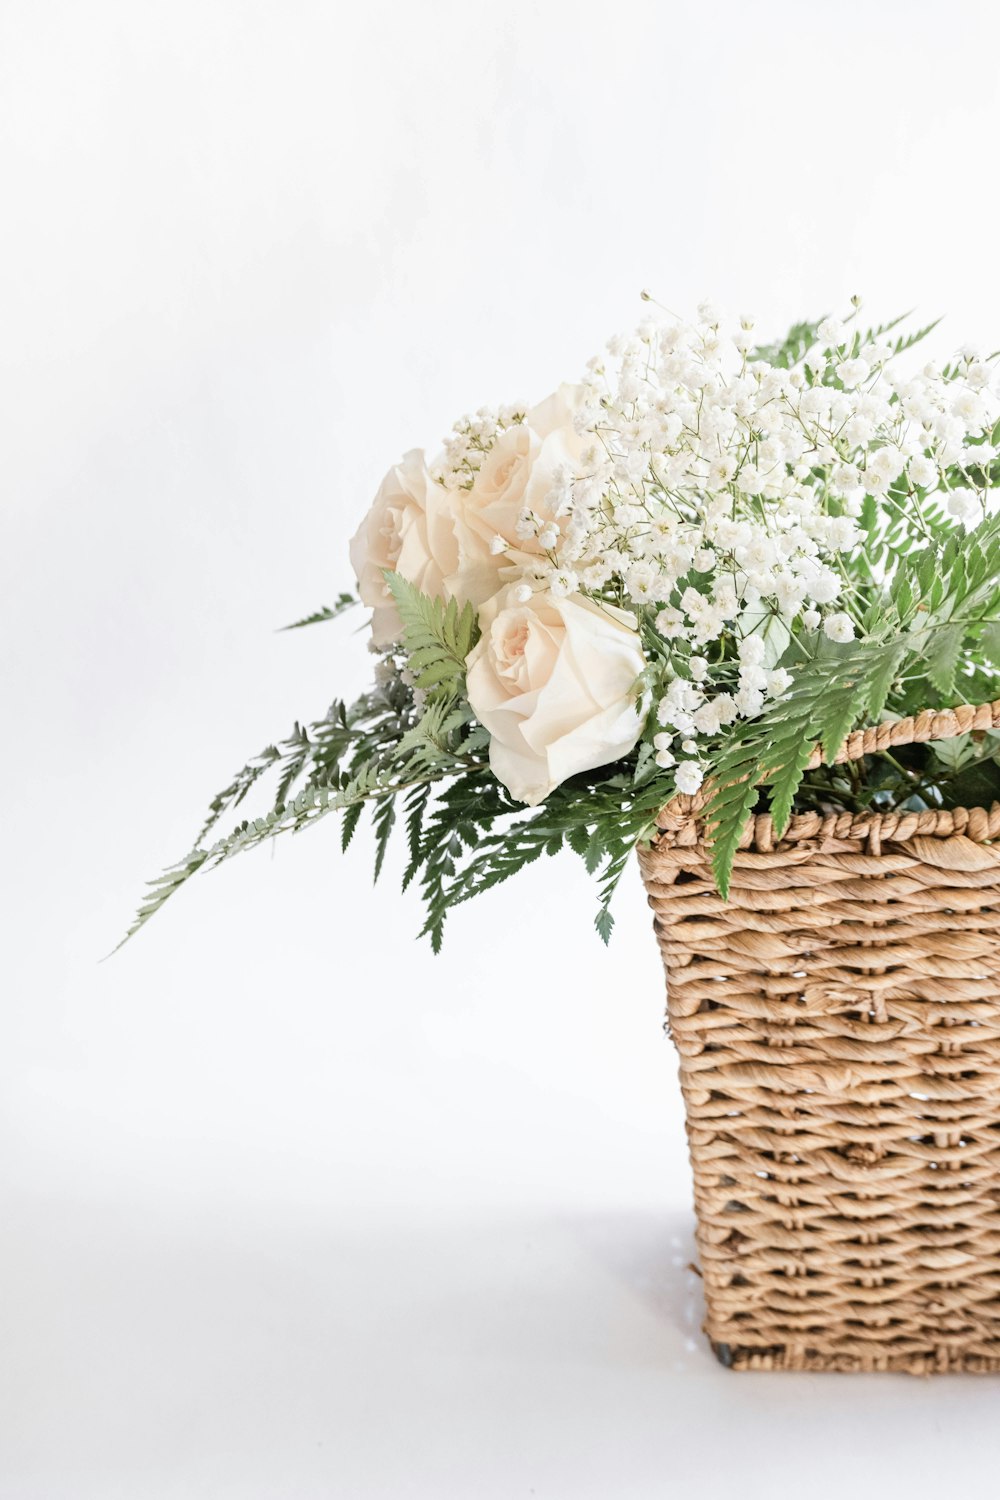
705 511 1000 896
932 732 1000 809
860 310 941 357
385 572 479 699
123 577 496 953
750 319 823 369
280 592 358 630
888 316 942 356
115 849 212 952
395 770 670 952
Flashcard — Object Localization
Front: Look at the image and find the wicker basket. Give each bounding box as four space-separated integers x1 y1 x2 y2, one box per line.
638 698 1000 1373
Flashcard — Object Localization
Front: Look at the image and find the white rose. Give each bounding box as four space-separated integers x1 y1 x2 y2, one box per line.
465 590 647 806
349 451 460 646
447 386 588 600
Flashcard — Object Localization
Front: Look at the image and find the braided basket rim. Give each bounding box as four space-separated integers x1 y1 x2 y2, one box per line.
651 695 1000 854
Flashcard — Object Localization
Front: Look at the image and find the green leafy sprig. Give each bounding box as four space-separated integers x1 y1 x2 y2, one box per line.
704 512 1000 896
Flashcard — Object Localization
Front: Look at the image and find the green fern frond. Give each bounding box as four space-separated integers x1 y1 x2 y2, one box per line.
113 848 212 953
863 310 913 343
750 319 823 369
195 744 282 844
705 511 1000 898
385 573 479 699
394 700 469 767
279 592 357 630
890 317 941 356
372 795 396 883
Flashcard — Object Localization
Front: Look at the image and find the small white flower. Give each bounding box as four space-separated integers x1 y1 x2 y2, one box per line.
674 761 704 795
548 569 579 599
681 739 698 755
737 634 766 666
774 573 807 618
656 607 685 640
733 685 765 718
712 692 737 725
625 560 662 603
907 454 938 489
653 732 673 752
868 445 906 483
707 457 736 486
952 389 987 426
818 317 845 346
654 747 676 769
802 609 821 631
947 486 980 522
966 360 993 391
689 656 709 681
805 567 841 605
766 668 792 698
489 534 508 556
512 583 533 603
825 516 860 551
843 414 875 446
830 462 861 497
692 702 722 734
823 611 855 643
664 678 706 714
739 662 768 691
837 357 870 389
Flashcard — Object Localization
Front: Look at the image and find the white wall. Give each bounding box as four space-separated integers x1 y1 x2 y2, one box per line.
3 3 1000 1495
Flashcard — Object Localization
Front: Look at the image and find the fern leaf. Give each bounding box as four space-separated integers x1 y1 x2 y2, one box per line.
924 622 965 698
385 573 479 699
340 800 363 852
279 592 357 630
112 849 211 953
703 761 760 900
401 783 432 890
891 317 941 356
978 620 1000 667
863 639 906 722
195 745 282 845
372 795 396 883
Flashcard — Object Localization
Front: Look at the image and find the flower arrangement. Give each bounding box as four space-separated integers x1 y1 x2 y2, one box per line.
125 300 1000 951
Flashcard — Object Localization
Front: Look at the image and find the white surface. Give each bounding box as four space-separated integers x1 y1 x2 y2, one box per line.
4 1 1000 1494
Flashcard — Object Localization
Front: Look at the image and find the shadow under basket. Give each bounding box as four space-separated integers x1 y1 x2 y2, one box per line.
638 699 1000 1374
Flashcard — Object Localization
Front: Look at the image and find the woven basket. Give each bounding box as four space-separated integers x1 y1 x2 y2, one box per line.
638 698 1000 1374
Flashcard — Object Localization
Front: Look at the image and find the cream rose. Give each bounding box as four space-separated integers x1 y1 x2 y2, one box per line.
465 590 647 805
349 451 460 646
447 386 588 600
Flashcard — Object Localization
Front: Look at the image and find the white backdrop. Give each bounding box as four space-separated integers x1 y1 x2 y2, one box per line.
4 2 1000 1495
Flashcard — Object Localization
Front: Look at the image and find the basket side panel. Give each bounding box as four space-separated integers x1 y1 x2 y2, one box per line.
641 836 1000 1373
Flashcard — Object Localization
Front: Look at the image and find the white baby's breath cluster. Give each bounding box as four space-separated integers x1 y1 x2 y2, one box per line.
432 403 527 491
350 301 999 808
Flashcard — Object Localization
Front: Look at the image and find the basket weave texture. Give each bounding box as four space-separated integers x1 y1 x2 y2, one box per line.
639 699 1000 1373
